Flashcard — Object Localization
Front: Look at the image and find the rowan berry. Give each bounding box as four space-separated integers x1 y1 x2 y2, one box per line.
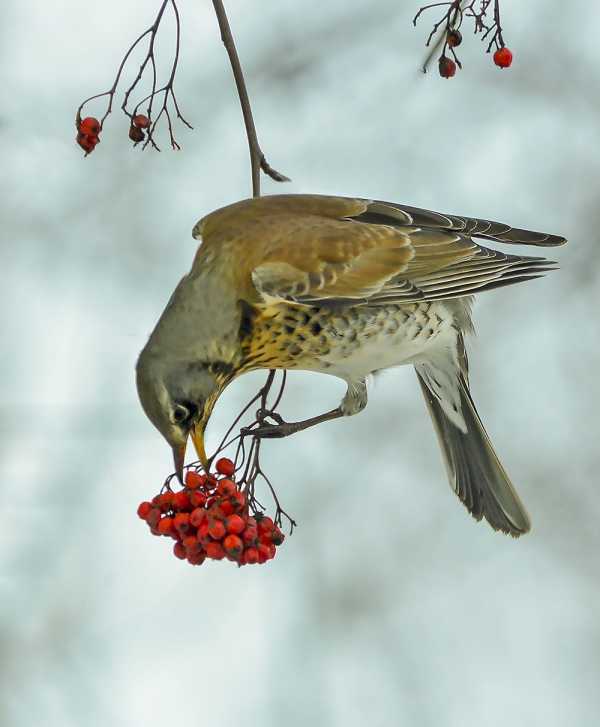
446 29 462 47
225 514 245 535
243 547 259 565
493 47 513 69
242 527 258 545
438 56 457 79
137 501 153 520
183 535 200 552
205 542 225 560
230 491 246 512
172 491 191 511
173 512 191 535
257 516 274 535
216 478 236 497
197 520 210 543
185 471 205 489
129 125 145 143
190 507 207 528
79 116 101 135
173 542 187 560
215 457 235 477
223 534 244 559
157 516 174 535
133 114 150 129
190 491 207 508
219 499 235 517
208 519 226 540
187 551 206 566
76 134 96 154
146 508 161 529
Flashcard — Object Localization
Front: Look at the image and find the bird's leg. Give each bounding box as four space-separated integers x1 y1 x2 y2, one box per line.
247 378 368 439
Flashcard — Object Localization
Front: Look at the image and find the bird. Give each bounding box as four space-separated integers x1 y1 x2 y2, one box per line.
136 194 566 537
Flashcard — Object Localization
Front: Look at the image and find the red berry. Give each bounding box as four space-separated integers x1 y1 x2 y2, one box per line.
257 516 274 535
133 114 150 129
243 547 259 565
197 520 210 543
225 514 245 535
173 542 187 560
157 516 174 535
205 542 225 560
493 46 513 69
208 519 226 540
76 133 96 154
173 512 191 535
438 56 456 79
183 535 200 552
146 508 161 528
216 478 236 497
215 457 235 477
242 526 258 545
229 491 246 512
137 501 153 520
189 491 207 508
219 499 235 517
257 546 268 564
79 116 101 135
190 507 207 528
271 527 285 546
129 124 145 143
185 471 205 489
187 551 206 566
154 492 173 513
223 534 243 556
172 491 191 512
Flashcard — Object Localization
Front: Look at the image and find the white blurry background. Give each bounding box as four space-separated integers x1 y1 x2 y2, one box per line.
1 1 599 725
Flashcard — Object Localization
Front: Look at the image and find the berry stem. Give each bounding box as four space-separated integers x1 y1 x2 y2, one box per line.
210 0 289 197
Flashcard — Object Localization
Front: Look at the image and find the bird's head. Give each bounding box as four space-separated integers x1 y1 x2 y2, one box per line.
136 352 233 480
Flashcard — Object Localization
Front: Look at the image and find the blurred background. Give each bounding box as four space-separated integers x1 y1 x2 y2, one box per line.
2 1 599 725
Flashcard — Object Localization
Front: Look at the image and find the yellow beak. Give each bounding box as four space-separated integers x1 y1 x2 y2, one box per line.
191 421 210 473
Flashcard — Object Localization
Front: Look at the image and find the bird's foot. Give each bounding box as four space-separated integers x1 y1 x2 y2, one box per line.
244 408 343 439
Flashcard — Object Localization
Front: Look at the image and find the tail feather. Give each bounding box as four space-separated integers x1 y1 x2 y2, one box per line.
416 366 531 537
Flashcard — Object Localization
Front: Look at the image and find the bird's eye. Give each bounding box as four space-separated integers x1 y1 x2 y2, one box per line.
172 401 198 426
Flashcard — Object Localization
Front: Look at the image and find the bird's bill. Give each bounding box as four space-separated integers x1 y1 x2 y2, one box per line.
191 422 210 473
172 442 186 484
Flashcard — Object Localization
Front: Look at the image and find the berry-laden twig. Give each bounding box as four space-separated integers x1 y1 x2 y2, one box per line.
413 0 513 77
137 371 294 568
75 0 192 155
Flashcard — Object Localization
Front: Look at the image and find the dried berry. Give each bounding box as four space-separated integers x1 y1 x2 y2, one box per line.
438 56 457 79
446 29 462 47
132 114 150 129
129 124 145 143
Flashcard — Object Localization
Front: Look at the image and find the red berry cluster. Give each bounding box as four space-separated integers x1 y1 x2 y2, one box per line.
76 116 101 155
129 114 150 144
136 458 285 567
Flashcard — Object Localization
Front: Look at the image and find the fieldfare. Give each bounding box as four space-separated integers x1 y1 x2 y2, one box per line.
136 194 566 536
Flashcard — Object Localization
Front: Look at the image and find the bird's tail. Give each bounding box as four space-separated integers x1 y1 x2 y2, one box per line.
415 363 531 537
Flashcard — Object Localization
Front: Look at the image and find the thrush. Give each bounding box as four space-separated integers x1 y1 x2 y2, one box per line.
136 194 566 536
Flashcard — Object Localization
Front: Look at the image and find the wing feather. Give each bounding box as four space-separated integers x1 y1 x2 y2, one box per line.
192 194 566 307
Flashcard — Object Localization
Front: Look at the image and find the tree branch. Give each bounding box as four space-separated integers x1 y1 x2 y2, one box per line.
211 0 290 197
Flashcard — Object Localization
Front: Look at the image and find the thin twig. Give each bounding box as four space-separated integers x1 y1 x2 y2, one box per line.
210 0 290 196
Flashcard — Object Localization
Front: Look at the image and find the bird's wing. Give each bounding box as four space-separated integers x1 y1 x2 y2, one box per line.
194 195 566 307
